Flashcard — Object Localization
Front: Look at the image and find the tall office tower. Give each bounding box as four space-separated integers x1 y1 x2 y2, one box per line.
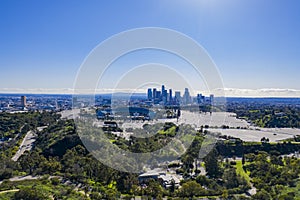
161 85 167 102
162 93 167 104
152 88 157 99
169 89 173 102
197 93 205 104
21 95 26 107
175 91 181 104
197 94 201 104
161 85 165 93
164 90 168 102
156 91 161 100
183 88 191 105
147 88 153 100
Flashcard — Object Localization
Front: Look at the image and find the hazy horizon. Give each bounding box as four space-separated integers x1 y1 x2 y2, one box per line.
0 87 300 98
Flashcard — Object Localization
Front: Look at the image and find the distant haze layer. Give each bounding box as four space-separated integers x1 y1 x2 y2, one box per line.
0 88 300 97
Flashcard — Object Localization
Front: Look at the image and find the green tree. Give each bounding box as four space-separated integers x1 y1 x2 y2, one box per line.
222 168 239 189
14 187 51 200
179 180 203 197
252 189 272 200
144 179 164 198
204 149 221 178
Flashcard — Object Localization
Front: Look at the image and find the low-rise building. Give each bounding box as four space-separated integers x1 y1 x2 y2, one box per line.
138 168 180 188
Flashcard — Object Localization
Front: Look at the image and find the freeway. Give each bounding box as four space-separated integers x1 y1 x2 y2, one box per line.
11 126 47 162
11 130 36 161
0 189 20 194
0 175 40 185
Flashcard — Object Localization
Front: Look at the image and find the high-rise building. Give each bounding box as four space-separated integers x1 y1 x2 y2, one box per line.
152 88 157 99
21 96 26 107
175 91 181 104
161 85 165 93
183 88 191 105
147 88 152 100
161 85 167 103
169 89 173 102
197 94 205 104
156 91 161 100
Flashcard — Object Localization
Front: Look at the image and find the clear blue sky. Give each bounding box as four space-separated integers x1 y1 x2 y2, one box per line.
1 0 300 94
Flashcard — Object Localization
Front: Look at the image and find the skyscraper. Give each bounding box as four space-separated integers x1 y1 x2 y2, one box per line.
197 94 205 104
175 91 181 104
169 89 172 102
183 88 191 105
156 91 161 100
161 85 167 103
21 96 26 107
152 88 157 99
147 88 152 100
